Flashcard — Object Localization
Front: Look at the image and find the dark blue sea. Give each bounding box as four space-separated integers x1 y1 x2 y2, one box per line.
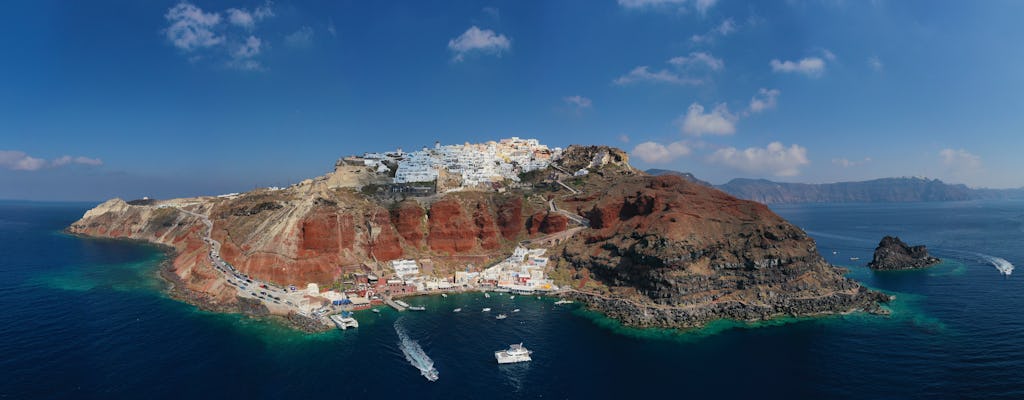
2 200 1023 399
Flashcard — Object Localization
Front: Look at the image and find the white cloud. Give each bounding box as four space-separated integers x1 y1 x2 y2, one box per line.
0 151 103 171
233 35 262 58
868 55 883 72
669 52 724 71
563 95 592 109
617 0 688 8
822 49 837 61
327 20 336 37
632 141 692 164
447 26 511 62
770 56 826 77
226 2 274 30
707 142 809 177
679 103 737 136
695 0 719 15
617 0 719 14
939 148 982 177
748 88 780 113
482 7 500 19
618 134 631 143
228 36 263 70
285 26 314 48
164 2 274 71
164 2 224 51
613 66 701 86
832 157 871 168
691 18 736 43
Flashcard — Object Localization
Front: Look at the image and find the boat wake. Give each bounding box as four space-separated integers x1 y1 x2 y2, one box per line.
978 253 1014 276
394 320 439 382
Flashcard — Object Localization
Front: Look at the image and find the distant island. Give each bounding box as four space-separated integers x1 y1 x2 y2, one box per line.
647 169 1024 204
868 236 941 270
67 140 889 332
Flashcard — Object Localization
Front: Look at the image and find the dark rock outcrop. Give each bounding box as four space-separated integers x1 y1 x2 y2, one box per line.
867 236 940 270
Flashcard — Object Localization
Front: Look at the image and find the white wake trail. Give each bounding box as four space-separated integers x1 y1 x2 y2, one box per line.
978 254 1014 276
394 320 439 382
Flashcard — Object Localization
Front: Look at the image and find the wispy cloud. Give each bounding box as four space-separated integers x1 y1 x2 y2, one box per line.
632 141 692 164
770 56 826 77
939 148 982 178
563 95 593 110
0 151 103 171
691 18 736 43
618 134 631 143
868 55 884 72
832 157 871 168
678 103 738 136
163 1 275 71
447 26 511 62
668 52 724 71
613 66 701 86
285 26 314 48
707 142 809 177
226 2 274 30
618 0 719 15
747 88 780 114
164 2 224 51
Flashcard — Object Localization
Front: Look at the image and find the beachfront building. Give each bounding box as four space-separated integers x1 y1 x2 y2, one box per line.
481 246 556 293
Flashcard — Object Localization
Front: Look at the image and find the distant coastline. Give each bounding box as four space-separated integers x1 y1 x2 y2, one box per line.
647 169 1024 204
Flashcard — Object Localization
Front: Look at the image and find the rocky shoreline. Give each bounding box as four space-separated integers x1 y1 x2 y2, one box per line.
565 287 892 329
121 241 331 333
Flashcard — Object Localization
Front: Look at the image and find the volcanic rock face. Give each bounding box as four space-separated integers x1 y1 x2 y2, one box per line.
68 189 540 303
867 236 940 270
559 175 888 328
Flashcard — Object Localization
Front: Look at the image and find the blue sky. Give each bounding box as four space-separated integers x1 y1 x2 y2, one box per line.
2 0 1023 201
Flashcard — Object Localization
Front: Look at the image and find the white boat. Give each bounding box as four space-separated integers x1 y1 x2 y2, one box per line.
511 309 520 313
554 299 573 305
408 306 426 311
495 313 508 320
494 343 532 364
482 308 491 312
441 293 448 298
509 295 515 299
484 293 491 298
453 308 462 312
329 314 359 330
372 308 381 314
849 257 860 261
395 300 411 308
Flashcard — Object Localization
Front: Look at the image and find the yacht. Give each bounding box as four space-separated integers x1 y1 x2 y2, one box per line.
408 306 426 311
441 293 448 298
495 313 508 320
482 308 492 312
372 308 381 314
849 257 861 261
494 343 532 364
554 299 573 305
329 314 359 330
453 308 462 312
509 295 515 300
484 293 491 298
511 308 520 313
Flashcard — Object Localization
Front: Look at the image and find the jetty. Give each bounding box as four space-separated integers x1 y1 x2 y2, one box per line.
386 297 407 312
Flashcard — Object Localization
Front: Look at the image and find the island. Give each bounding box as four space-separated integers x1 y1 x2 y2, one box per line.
67 139 890 332
867 236 941 270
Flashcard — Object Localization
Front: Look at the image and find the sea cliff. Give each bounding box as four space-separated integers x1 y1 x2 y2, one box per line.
68 145 888 330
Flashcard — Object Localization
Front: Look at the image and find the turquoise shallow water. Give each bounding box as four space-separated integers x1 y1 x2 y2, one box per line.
1 200 1022 399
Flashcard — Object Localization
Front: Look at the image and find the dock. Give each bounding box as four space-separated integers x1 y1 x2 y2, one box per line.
385 297 407 312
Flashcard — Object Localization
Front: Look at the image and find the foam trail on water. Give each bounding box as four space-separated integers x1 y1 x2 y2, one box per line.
394 320 439 381
978 253 1014 276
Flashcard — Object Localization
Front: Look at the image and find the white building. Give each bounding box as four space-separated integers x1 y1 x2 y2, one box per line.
391 259 420 278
